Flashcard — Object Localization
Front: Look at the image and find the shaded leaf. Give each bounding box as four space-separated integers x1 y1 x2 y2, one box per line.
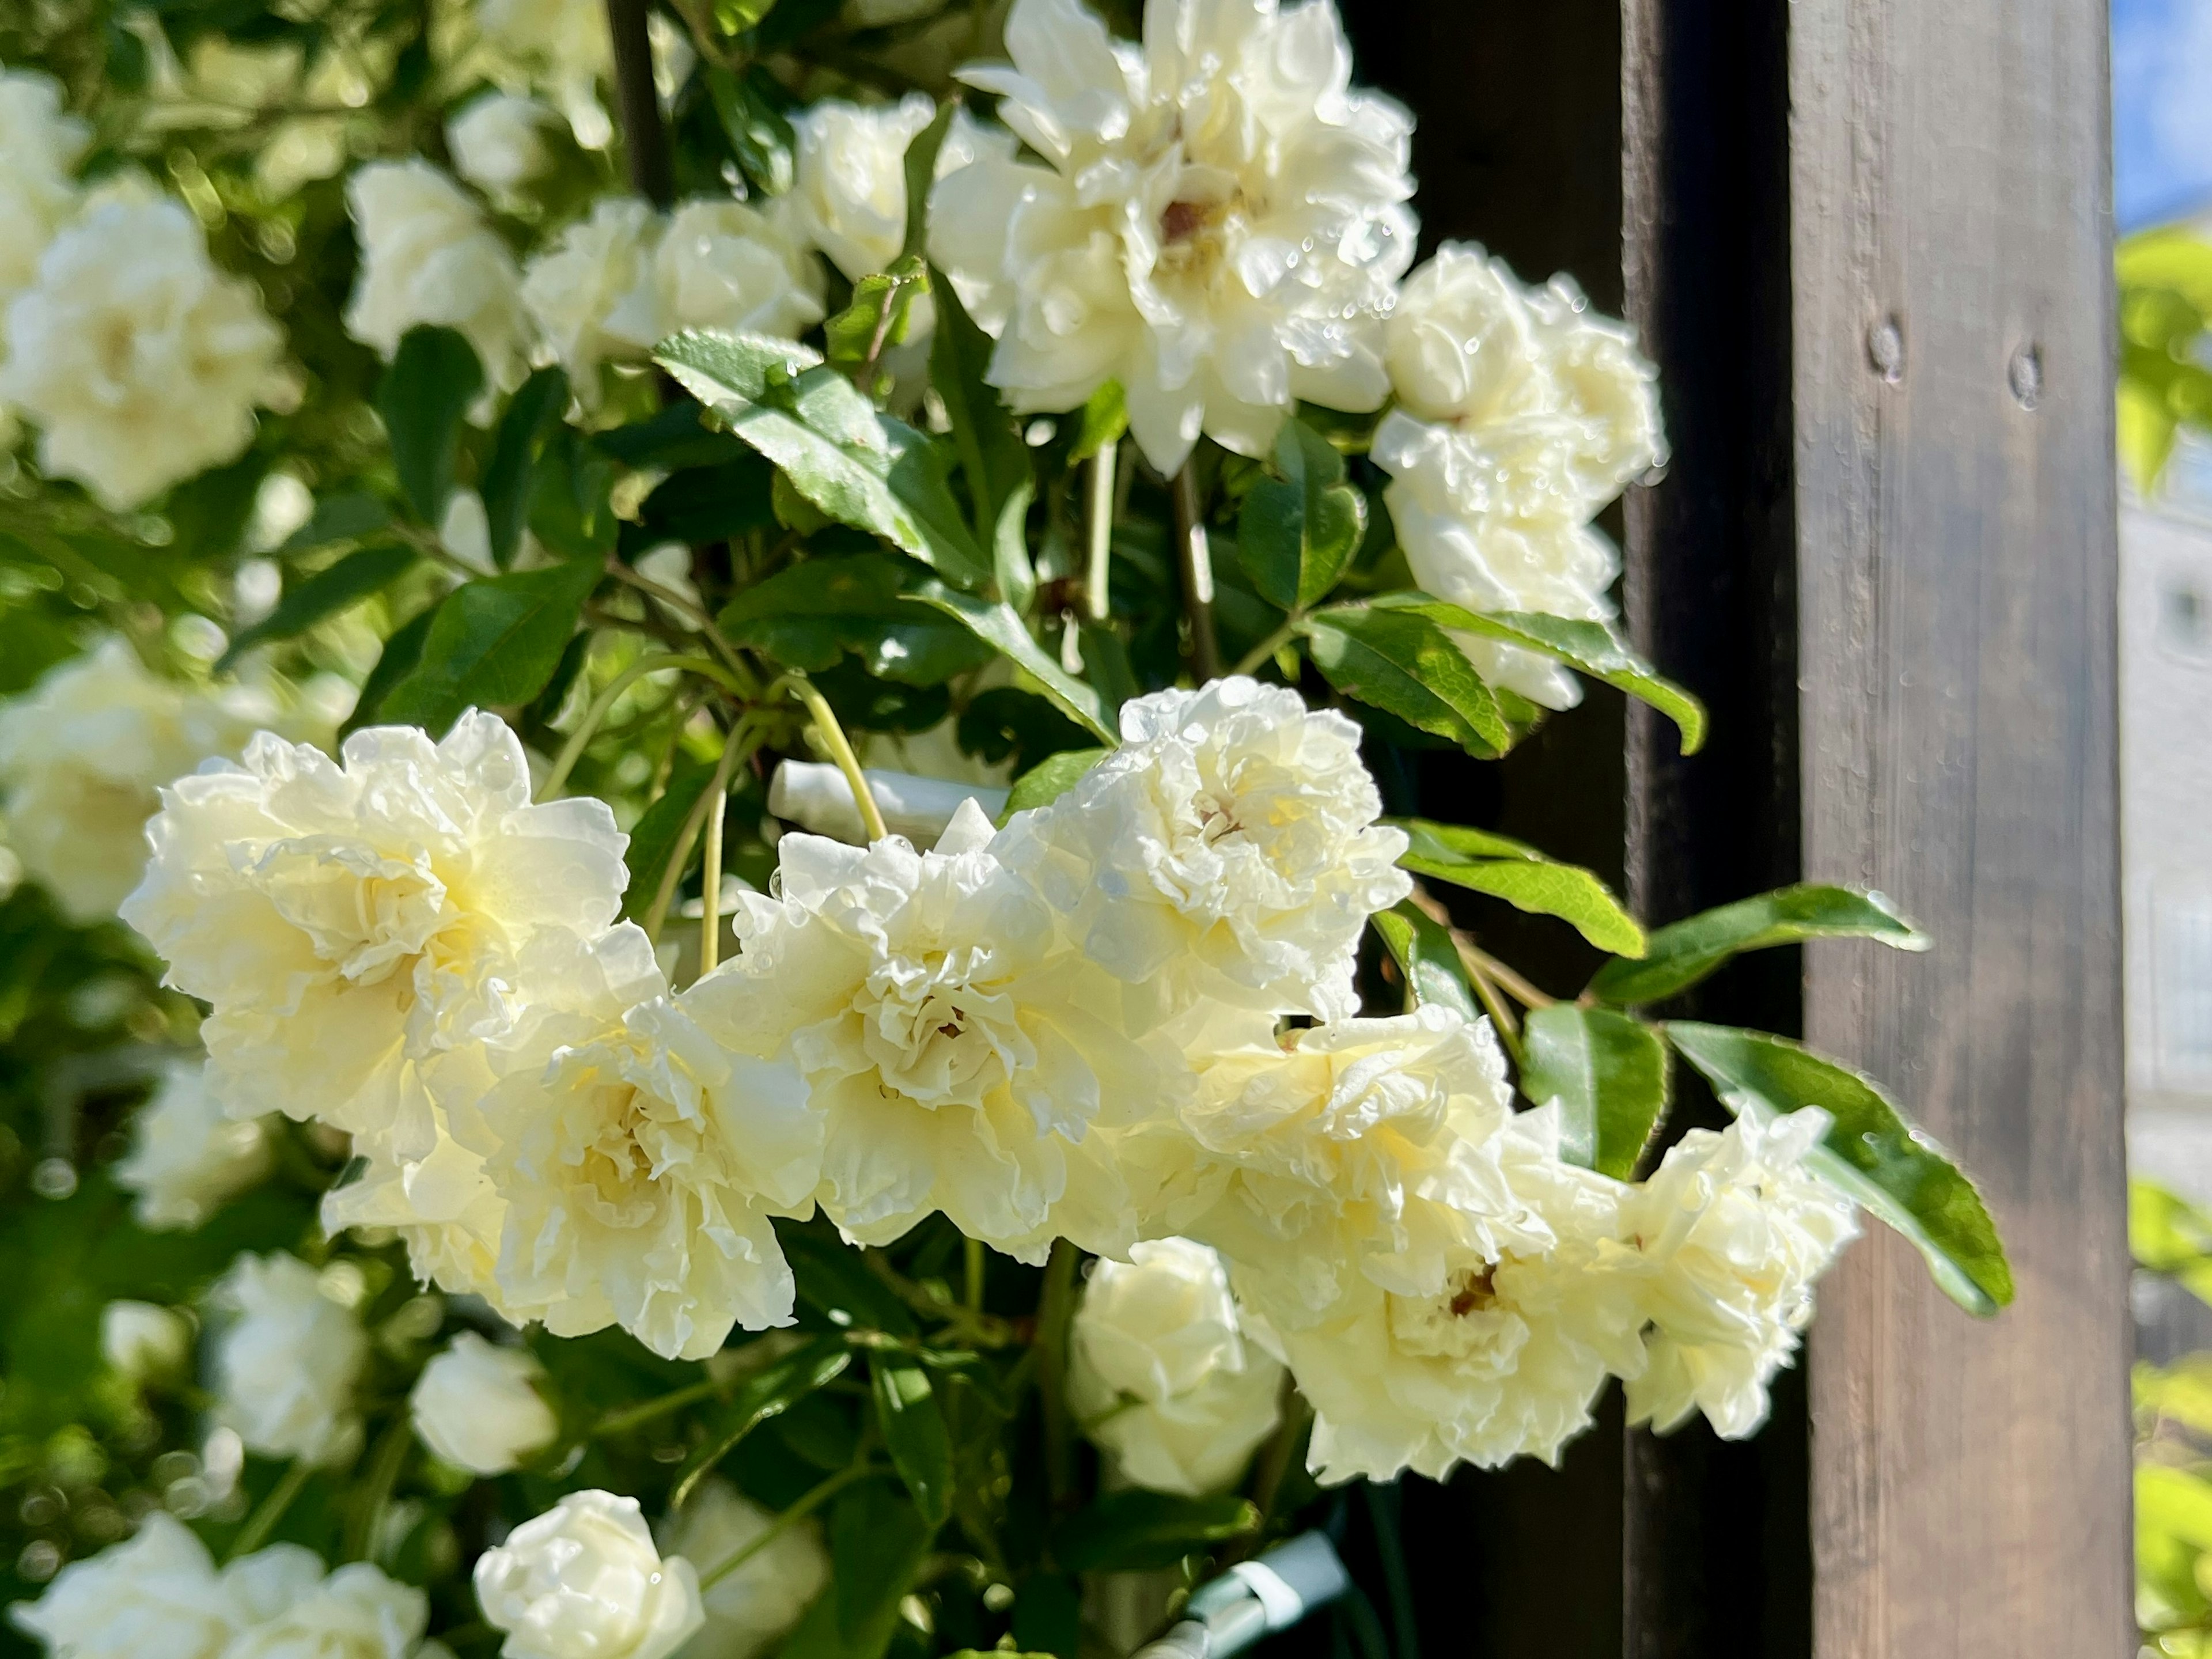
620 757 715 921
900 101 955 258
1521 1005 1669 1179
217 544 416 672
1664 1021 2012 1315
1238 419 1364 611
930 275 1032 546
343 605 435 736
1052 1490 1258 1573
378 560 600 732
905 582 1114 741
871 1353 951 1528
704 62 796 196
1298 607 1508 757
1393 819 1645 957
277 492 391 555
482 366 569 568
780 1224 918 1336
1587 884 1928 1006
1370 902 1480 1022
377 325 483 522
718 553 993 685
638 456 779 545
527 423 620 559
669 1334 853 1508
999 748 1109 823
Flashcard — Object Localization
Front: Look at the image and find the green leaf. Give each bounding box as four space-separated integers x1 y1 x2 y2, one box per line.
343 605 436 735
378 560 600 732
958 688 1093 777
780 1224 918 1336
620 758 715 921
999 748 1108 822
1060 381 1127 464
1368 593 1707 755
1298 607 1508 757
1392 818 1645 956
217 544 416 672
900 101 955 258
165 452 270 559
277 492 391 555
1052 1490 1259 1573
992 479 1037 615
1370 902 1480 1022
638 456 779 545
718 553 994 685
870 1353 951 1528
482 366 569 569
669 1334 853 1508
527 423 619 559
658 338 993 590
377 325 483 523
1520 1005 1669 1179
2131 1179 2212 1306
1586 884 1929 1006
1663 1021 2012 1315
1238 419 1365 611
825 256 930 376
904 582 1114 741
703 62 796 196
823 1482 932 1659
929 277 1032 548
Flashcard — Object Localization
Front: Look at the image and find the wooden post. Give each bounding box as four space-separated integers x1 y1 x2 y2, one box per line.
1787 0 2134 1652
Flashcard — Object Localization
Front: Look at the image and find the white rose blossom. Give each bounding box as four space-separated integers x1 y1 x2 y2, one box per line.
0 70 87 348
120 711 630 1147
475 1490 704 1659
99 1300 192 1385
210 1252 368 1465
0 638 266 924
521 196 662 396
1132 1006 1554 1321
10 1513 247 1659
1249 1106 1645 1482
448 92 556 198
0 192 286 509
476 0 615 147
343 160 529 387
789 96 1020 284
464 954 819 1361
684 799 1180 1263
1372 244 1664 709
927 0 1415 474
221 1556 428 1659
1067 1238 1284 1496
409 1331 559 1475
660 1482 827 1659
1621 1108 1858 1439
995 677 1410 1022
113 1054 271 1230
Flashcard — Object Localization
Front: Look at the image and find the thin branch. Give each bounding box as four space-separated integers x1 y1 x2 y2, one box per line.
1171 463 1222 681
1232 619 1300 679
1084 438 1118 623
772 673 887 842
603 0 675 205
536 653 742 802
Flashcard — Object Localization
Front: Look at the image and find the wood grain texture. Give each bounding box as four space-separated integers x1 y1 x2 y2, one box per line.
1787 0 2133 1652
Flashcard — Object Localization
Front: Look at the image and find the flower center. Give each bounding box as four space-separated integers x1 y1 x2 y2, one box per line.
858 950 1026 1107
1388 1263 1527 1368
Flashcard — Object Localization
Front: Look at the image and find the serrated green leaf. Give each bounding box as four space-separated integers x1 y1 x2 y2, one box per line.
670 1334 854 1508
1052 1490 1258 1573
620 757 715 921
871 1353 950 1528
1299 607 1508 757
904 582 1113 741
1370 902 1480 1022
217 544 416 673
1392 818 1645 956
1368 592 1706 755
999 747 1108 822
1586 884 1928 1005
825 256 929 373
482 366 569 569
1521 1004 1669 1179
1663 1021 2012 1315
717 552 993 685
378 560 600 732
343 605 436 736
930 276 1032 548
659 339 992 590
1238 419 1364 611
658 330 824 405
377 325 483 523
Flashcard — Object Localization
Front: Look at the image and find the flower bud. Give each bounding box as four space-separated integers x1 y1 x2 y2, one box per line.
410 1332 559 1476
475 1491 704 1659
100 1300 191 1385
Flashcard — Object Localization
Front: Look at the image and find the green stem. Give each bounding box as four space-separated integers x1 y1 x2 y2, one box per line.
1034 1238 1080 1507
594 1377 724 1437
344 1415 413 1563
602 560 760 695
228 1459 312 1559
696 1462 874 1590
1460 958 1524 1067
1457 940 1556 1011
1171 464 1221 682
1232 619 1300 679
698 714 756 977
1084 440 1118 624
964 1236 986 1314
537 653 743 803
642 715 767 946
772 673 887 842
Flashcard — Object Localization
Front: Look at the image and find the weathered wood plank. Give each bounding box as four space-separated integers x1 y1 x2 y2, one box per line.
1787 0 2133 1652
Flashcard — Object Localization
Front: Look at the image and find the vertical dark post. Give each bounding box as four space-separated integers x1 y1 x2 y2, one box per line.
605 0 675 206
1789 0 2133 1652
1618 0 1806 1656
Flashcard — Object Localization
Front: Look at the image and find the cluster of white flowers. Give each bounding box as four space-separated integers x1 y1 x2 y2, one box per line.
118 677 1854 1486
13 1511 426 1659
0 639 272 923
